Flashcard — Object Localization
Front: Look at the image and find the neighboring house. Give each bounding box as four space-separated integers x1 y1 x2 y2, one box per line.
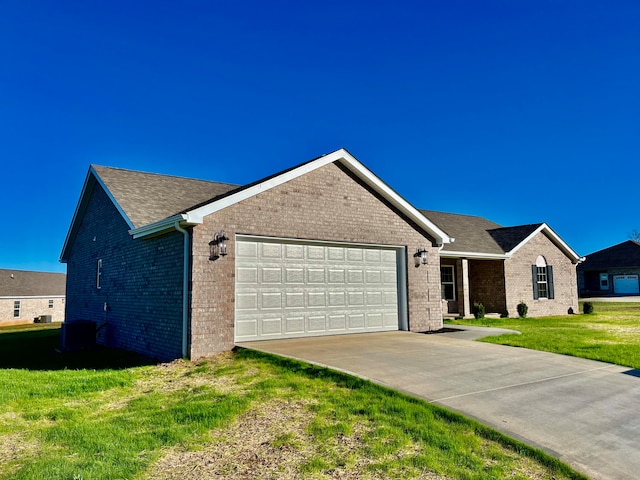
421 211 582 318
577 240 640 296
60 149 453 361
0 269 66 324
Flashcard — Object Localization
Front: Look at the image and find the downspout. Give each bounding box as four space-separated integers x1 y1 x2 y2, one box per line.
174 220 190 359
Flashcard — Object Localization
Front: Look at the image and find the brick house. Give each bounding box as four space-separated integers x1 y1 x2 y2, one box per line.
422 211 582 318
577 240 640 296
60 149 452 361
0 269 66 324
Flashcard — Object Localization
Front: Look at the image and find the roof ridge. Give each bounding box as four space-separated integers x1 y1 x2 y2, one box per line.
91 164 240 188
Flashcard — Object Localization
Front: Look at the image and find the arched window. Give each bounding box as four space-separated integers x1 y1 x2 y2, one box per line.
532 256 554 299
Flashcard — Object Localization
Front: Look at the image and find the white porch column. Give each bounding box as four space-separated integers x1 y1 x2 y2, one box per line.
461 258 471 318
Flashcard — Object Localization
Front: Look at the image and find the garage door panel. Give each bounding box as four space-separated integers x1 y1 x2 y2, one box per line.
308 315 327 332
384 312 399 327
347 269 364 284
236 293 258 311
261 292 282 309
307 245 325 260
328 269 346 283
261 268 282 283
285 316 305 334
307 268 325 283
348 313 365 329
308 292 326 307
285 292 304 308
367 313 383 328
286 268 304 283
261 243 282 258
236 319 258 337
237 267 258 284
236 238 401 342
329 314 346 330
329 292 346 306
348 291 365 306
260 317 282 336
285 244 304 259
328 247 345 261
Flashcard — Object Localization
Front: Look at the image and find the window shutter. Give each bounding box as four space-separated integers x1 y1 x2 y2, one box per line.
547 266 554 299
532 265 539 299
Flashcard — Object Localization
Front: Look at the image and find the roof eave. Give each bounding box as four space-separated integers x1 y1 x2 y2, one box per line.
60 166 136 263
440 250 511 260
129 213 203 239
508 223 582 263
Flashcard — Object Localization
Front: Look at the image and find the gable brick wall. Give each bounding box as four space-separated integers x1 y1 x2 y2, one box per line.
189 162 443 358
65 185 185 361
504 232 578 317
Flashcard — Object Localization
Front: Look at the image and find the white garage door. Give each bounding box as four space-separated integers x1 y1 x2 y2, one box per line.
613 275 639 294
235 237 404 342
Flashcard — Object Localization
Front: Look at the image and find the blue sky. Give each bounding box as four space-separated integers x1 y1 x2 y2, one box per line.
1 1 638 273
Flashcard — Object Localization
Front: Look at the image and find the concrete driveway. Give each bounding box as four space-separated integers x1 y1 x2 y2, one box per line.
238 329 640 480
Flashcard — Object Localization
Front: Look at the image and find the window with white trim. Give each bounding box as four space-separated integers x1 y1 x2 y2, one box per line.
532 256 554 299
440 265 456 301
13 300 20 318
96 259 103 289
49 299 54 308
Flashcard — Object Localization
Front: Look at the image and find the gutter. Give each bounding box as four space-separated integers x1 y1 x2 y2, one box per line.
174 220 190 359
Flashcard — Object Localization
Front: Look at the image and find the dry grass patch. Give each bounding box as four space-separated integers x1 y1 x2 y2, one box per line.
144 397 448 480
0 433 41 477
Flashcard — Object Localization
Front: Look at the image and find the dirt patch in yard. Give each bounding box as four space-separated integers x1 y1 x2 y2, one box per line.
145 397 446 480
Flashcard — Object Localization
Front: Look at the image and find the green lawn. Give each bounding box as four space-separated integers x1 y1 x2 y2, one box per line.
0 326 586 479
446 301 640 369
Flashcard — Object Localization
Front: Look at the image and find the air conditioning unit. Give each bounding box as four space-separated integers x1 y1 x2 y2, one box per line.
34 315 52 324
60 321 96 351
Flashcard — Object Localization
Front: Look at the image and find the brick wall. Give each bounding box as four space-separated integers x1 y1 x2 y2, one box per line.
469 260 507 314
504 232 578 317
65 185 185 361
189 162 443 358
0 296 65 324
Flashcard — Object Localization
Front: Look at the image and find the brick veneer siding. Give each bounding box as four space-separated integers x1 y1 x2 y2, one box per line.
189 162 442 358
65 185 185 361
504 232 578 317
0 297 65 324
469 260 507 315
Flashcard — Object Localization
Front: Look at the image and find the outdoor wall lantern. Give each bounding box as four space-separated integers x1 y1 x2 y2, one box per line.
209 230 228 260
414 247 429 267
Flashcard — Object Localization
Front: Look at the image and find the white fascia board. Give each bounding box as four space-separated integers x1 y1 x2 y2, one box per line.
509 223 582 262
186 148 453 246
129 213 203 239
440 250 510 260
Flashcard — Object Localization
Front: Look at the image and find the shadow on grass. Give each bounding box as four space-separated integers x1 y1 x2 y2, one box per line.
0 326 157 371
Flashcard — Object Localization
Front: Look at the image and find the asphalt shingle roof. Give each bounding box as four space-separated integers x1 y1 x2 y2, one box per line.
421 210 544 256
578 240 640 270
92 165 240 228
0 269 66 297
488 224 544 252
420 210 505 254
